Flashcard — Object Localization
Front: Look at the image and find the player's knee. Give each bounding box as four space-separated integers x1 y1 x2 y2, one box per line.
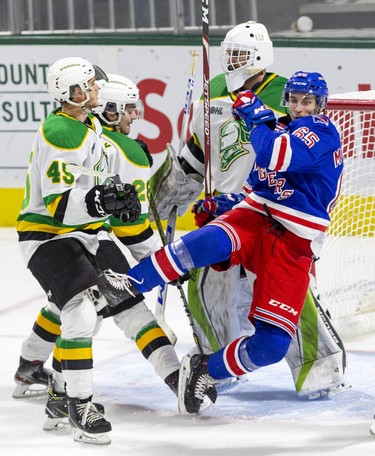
60 291 97 339
180 225 232 267
247 320 291 367
113 301 155 339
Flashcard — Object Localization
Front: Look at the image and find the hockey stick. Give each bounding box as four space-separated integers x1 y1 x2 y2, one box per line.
147 180 178 345
153 50 200 343
66 163 116 179
202 0 212 198
179 49 199 154
176 0 212 356
148 173 203 352
178 3 215 414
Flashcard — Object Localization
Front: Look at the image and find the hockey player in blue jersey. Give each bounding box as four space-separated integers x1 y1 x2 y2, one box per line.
109 71 344 414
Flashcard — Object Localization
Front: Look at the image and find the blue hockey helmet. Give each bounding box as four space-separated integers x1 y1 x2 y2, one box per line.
282 71 329 112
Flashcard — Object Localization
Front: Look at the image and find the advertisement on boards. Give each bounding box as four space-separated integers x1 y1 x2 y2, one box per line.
0 44 374 189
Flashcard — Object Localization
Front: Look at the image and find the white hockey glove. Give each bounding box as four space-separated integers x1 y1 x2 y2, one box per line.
148 143 203 220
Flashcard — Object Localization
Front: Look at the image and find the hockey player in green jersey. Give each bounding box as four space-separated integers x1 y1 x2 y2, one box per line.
15 57 142 444
13 62 179 443
150 21 348 399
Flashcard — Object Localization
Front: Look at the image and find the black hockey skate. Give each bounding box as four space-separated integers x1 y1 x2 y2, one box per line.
97 269 141 307
43 387 105 431
178 354 217 414
165 369 179 396
67 396 111 445
12 356 52 399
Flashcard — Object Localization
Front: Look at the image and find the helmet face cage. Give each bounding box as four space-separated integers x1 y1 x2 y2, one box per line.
220 41 256 74
220 21 274 92
92 74 144 125
282 71 329 112
47 57 100 106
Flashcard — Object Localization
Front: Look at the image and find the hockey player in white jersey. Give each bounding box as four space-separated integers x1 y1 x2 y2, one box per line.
15 57 140 444
14 73 181 434
149 21 348 399
122 70 345 414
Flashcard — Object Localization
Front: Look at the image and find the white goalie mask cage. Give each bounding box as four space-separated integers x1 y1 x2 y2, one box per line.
220 21 274 92
92 73 144 125
46 56 107 107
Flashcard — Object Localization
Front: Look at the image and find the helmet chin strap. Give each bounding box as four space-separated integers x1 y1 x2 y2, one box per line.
66 88 91 109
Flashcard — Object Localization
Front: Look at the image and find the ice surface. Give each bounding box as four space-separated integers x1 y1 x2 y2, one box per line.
1 228 375 455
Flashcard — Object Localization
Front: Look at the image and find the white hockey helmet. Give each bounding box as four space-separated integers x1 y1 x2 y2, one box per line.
92 73 144 125
220 21 274 92
46 57 108 107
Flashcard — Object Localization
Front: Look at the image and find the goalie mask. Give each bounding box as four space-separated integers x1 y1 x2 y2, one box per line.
220 21 274 92
282 71 329 112
46 57 108 107
92 73 144 125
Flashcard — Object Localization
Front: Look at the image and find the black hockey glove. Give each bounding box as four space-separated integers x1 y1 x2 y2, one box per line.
85 182 141 222
134 138 153 167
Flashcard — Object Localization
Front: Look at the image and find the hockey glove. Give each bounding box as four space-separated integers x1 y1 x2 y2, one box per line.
134 138 153 167
232 90 275 131
192 193 245 227
85 182 141 222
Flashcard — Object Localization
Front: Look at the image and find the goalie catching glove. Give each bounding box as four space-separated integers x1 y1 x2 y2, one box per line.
148 143 203 220
232 90 276 131
192 193 245 227
85 181 141 222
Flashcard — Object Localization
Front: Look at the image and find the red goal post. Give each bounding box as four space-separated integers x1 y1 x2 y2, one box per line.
315 91 375 339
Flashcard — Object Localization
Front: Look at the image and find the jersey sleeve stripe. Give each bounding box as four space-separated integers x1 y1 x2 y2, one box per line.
243 195 329 232
270 134 292 171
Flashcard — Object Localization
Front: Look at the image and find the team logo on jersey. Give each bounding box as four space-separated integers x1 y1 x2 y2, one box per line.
94 149 110 185
210 106 224 115
219 118 251 171
312 115 329 126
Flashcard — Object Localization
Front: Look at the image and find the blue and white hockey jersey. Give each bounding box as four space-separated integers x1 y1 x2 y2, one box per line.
238 114 343 256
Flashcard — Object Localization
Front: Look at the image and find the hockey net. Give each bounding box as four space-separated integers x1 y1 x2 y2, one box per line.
315 91 375 340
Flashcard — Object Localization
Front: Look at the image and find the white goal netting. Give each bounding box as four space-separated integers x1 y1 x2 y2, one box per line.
316 91 375 339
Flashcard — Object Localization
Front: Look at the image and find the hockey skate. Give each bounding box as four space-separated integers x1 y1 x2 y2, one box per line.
43 387 105 432
370 415 375 437
67 396 111 445
12 356 52 399
97 269 141 307
178 354 217 415
165 369 179 396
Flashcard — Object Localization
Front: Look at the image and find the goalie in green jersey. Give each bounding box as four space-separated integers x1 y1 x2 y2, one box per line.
149 21 349 399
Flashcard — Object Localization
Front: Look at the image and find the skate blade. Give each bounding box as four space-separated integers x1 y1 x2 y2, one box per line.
215 376 242 393
177 354 191 415
197 395 213 414
43 417 69 431
304 381 352 400
72 428 111 445
12 383 48 399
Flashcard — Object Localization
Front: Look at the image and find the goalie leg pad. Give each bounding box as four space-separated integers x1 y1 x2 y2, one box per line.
285 288 348 397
